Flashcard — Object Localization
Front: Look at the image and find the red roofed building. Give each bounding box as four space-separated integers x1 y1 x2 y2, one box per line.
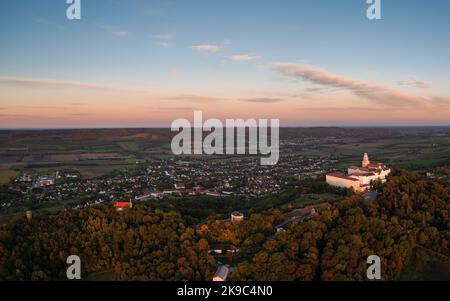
310 208 319 218
174 183 186 189
114 201 133 211
326 153 391 192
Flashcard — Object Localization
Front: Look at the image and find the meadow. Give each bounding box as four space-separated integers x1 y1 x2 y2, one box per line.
0 127 449 185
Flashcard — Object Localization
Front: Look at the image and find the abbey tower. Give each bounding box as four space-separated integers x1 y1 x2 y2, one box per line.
362 153 370 167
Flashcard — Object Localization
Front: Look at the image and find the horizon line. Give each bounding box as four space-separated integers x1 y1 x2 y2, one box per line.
1 125 450 131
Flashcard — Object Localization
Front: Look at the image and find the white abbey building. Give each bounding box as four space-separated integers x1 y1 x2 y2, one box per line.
326 153 391 192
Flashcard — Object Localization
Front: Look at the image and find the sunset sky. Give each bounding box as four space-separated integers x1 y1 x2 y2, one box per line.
1 0 450 128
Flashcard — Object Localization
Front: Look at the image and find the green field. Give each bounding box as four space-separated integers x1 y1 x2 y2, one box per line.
0 169 18 185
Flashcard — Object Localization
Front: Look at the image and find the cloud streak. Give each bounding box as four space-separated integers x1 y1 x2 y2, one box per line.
153 34 173 40
155 94 224 103
0 77 116 91
398 77 430 89
0 77 226 104
274 62 432 108
70 113 92 116
229 54 261 62
153 33 173 48
158 106 199 111
156 41 169 48
98 25 129 37
0 114 29 118
240 98 285 103
192 44 220 54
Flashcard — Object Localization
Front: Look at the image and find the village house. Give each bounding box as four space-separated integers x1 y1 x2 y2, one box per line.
275 203 328 231
34 176 55 188
208 244 239 255
114 200 133 212
174 182 186 189
19 173 33 182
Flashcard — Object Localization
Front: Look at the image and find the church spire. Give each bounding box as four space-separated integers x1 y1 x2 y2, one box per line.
362 153 370 167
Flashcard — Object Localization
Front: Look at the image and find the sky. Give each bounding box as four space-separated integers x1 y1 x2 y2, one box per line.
0 0 450 128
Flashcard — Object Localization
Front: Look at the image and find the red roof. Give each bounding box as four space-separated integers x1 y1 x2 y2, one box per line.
349 166 371 171
350 172 376 177
367 163 382 168
115 201 132 208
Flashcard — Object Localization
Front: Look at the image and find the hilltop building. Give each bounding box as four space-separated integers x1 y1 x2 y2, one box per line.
326 153 391 192
362 152 370 167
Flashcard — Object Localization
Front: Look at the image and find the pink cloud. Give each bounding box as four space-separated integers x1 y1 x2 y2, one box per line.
273 62 433 108
398 77 430 88
229 54 261 62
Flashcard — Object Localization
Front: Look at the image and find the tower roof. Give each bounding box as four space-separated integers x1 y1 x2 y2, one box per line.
362 152 370 167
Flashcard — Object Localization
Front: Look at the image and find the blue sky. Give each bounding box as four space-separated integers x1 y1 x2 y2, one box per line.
1 0 450 127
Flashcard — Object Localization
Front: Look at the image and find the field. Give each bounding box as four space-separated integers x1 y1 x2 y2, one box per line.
0 128 171 180
0 127 449 184
0 168 18 184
